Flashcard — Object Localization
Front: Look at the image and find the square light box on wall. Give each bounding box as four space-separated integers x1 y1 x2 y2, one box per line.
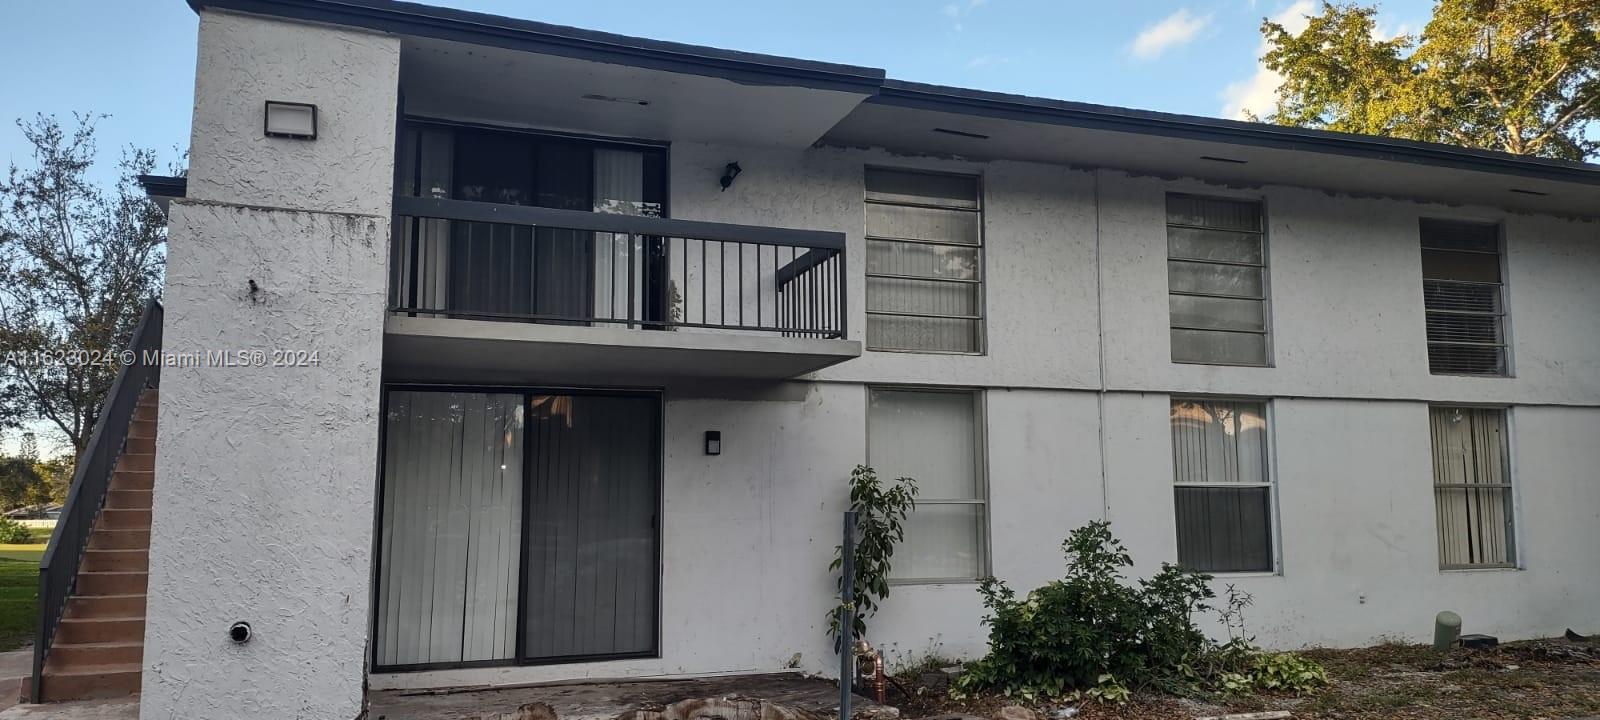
264 101 317 139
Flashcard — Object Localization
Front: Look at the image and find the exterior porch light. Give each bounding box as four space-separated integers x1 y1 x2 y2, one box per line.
704 431 722 456
719 162 742 191
263 101 317 139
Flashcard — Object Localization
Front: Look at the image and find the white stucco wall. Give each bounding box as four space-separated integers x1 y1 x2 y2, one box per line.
372 138 1597 692
162 15 1599 696
143 10 399 720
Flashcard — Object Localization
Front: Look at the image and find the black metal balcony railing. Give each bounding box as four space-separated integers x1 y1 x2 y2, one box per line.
389 197 847 339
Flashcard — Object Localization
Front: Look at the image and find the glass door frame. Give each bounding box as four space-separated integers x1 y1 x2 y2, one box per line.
369 383 665 672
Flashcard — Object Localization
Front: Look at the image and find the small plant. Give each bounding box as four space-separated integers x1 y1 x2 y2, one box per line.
828 465 918 648
0 517 32 544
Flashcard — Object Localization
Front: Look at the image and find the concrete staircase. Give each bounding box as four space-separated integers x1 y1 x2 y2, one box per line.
30 388 155 702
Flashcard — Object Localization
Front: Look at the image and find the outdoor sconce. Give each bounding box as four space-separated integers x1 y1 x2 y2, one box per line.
263 101 317 139
704 431 722 456
719 162 742 191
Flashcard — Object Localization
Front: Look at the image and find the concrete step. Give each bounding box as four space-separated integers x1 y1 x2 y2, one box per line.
36 663 141 702
95 509 151 531
74 572 147 596
45 641 144 668
54 618 144 645
132 403 157 422
126 420 157 440
104 489 153 510
123 436 156 456
109 471 154 491
81 549 149 573
64 593 146 619
116 453 154 473
87 529 149 551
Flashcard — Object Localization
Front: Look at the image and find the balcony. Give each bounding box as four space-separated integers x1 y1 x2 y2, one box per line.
383 197 860 384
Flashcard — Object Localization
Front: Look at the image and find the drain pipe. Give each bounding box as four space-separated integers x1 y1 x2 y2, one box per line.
838 511 857 720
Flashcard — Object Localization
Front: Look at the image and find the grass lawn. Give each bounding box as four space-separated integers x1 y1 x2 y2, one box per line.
0 544 44 653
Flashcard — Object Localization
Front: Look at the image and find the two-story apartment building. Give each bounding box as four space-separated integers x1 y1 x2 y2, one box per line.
36 0 1594 717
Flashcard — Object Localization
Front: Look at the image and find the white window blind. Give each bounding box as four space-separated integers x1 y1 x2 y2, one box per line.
1170 399 1274 573
865 168 984 353
868 388 987 580
1166 195 1269 365
1421 219 1507 375
1429 406 1515 568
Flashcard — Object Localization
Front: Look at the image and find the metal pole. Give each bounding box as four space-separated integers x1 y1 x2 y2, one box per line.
839 510 857 720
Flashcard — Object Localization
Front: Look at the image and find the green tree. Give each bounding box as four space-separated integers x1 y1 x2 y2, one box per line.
1260 0 1600 161
0 114 169 452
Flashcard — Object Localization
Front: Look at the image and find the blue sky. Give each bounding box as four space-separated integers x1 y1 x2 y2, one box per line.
0 0 1438 183
0 0 1434 453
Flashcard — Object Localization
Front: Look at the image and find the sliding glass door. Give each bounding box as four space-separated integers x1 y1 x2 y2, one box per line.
392 121 668 326
374 388 660 670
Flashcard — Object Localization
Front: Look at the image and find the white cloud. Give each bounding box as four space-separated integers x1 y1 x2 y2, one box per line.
1131 9 1214 60
942 0 990 31
1220 0 1314 120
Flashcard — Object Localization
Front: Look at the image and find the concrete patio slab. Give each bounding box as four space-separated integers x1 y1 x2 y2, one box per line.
0 698 137 720
369 673 889 720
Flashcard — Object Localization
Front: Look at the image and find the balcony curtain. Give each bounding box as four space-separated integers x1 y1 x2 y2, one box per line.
592 148 646 325
375 391 524 667
523 394 659 660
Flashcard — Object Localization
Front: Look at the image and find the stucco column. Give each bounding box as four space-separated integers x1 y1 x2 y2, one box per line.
141 10 399 719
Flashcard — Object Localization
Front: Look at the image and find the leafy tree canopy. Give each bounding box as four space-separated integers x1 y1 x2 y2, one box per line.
1261 0 1599 160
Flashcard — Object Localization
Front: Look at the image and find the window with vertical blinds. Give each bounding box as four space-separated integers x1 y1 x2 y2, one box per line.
1166 195 1269 366
865 169 984 353
868 388 987 581
1429 406 1515 568
1420 219 1508 376
1171 399 1274 573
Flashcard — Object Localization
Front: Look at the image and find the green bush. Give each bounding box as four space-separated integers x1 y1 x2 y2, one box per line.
952 521 1326 702
0 518 33 544
952 521 1213 700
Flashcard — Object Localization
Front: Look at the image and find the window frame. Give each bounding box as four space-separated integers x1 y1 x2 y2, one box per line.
1428 404 1520 571
865 385 991 585
863 166 987 355
1168 396 1282 576
1165 192 1274 368
1418 217 1514 377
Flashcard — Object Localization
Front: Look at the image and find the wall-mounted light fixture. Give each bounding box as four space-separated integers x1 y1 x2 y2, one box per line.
704 431 722 456
720 162 742 192
264 101 318 140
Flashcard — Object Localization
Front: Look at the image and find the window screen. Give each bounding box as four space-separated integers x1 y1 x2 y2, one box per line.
868 388 987 580
1420 219 1507 375
1167 195 1269 365
1171 399 1274 573
865 169 983 353
1429 406 1515 568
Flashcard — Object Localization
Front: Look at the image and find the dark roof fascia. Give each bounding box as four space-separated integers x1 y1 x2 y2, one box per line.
873 80 1600 187
137 175 188 199
187 0 885 95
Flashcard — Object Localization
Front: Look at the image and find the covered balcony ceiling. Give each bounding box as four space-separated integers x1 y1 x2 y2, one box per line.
399 35 876 149
821 83 1600 218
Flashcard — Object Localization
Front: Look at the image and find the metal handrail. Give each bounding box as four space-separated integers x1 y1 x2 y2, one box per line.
391 197 848 339
31 298 163 703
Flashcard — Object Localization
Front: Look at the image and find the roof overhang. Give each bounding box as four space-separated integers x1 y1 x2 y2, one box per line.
185 0 1600 216
137 175 188 216
822 81 1600 216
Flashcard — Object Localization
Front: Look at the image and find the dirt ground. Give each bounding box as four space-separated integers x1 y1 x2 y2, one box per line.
888 638 1600 720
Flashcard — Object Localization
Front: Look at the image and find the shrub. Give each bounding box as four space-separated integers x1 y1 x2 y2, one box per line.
952 521 1326 701
952 521 1213 700
0 517 33 544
